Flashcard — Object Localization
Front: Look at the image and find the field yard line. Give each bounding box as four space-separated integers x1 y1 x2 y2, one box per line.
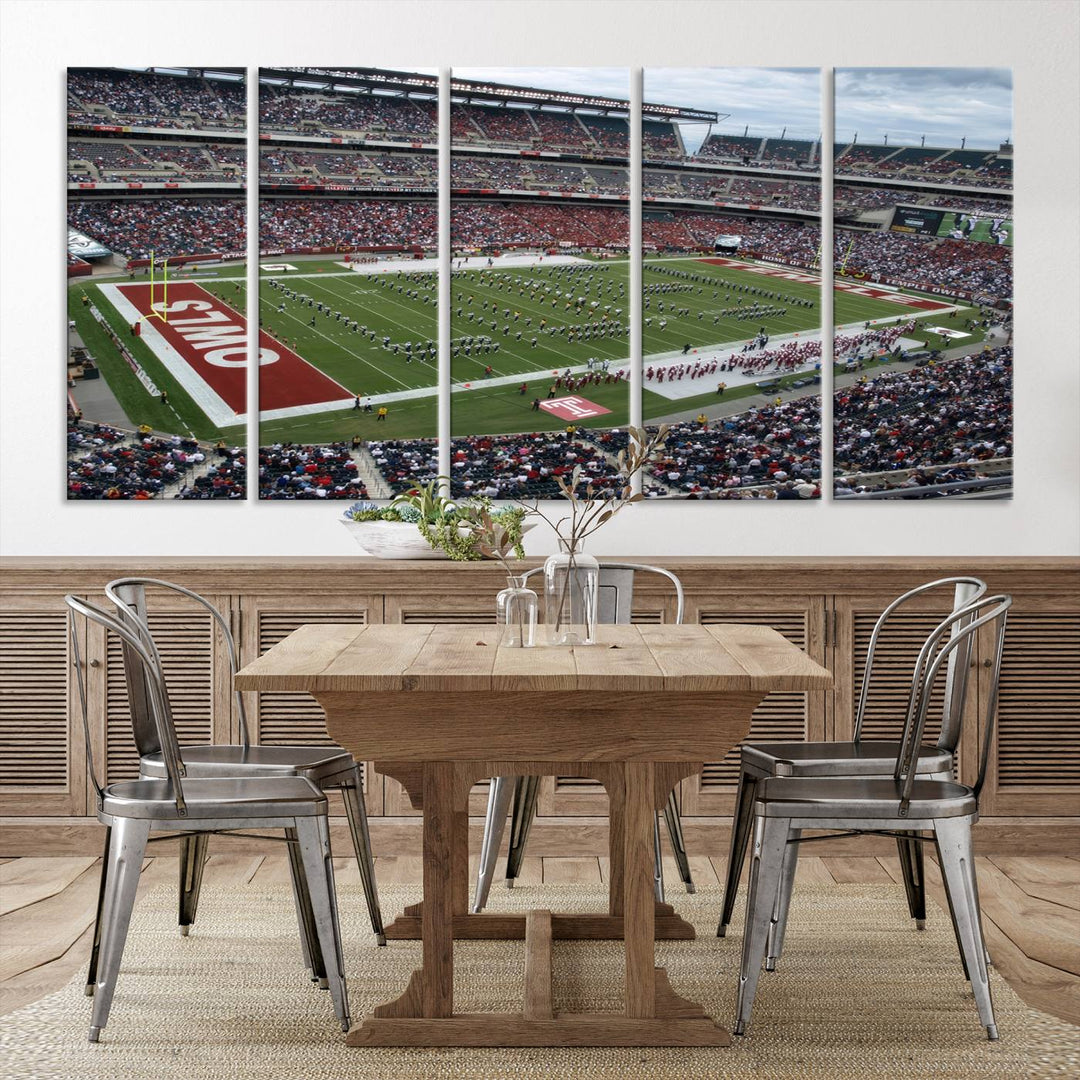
96 283 237 428
449 279 627 369
256 294 415 392
303 276 438 343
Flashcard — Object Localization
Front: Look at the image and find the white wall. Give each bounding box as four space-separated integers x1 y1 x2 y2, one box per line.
1 0 1077 558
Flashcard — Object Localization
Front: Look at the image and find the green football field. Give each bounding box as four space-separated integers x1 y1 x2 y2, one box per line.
70 254 981 442
937 212 1013 247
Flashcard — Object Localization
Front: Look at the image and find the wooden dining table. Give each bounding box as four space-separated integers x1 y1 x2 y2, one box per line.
235 621 831 1047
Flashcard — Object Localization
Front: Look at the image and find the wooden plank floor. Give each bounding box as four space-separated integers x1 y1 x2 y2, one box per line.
1 854 1076 1026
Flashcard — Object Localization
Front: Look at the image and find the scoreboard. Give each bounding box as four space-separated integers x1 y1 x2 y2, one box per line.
888 207 946 236
889 206 1013 246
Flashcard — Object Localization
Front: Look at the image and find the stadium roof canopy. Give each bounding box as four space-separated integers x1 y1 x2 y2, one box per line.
451 76 717 122
260 67 439 99
81 66 245 83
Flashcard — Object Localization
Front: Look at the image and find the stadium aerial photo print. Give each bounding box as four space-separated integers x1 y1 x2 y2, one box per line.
66 67 248 499
257 67 439 499
832 68 1013 500
449 67 630 500
63 65 1013 502
642 67 822 499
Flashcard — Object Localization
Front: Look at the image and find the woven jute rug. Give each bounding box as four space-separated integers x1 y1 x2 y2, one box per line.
2 880 1075 1079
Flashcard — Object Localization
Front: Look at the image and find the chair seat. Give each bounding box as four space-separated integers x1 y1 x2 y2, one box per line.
743 740 952 778
101 776 327 820
755 776 977 820
140 744 354 781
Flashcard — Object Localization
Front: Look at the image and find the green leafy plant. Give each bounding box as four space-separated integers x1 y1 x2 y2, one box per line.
343 480 527 563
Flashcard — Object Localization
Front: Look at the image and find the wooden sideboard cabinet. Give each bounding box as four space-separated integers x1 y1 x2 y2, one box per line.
1 557 1077 854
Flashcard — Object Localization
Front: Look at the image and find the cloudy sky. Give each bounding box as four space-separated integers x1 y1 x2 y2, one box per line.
646 68 820 152
456 67 820 153
450 67 1011 152
835 68 1012 150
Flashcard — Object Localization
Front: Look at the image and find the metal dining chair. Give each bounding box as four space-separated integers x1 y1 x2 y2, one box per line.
472 562 694 913
102 577 384 959
733 592 1011 1041
66 595 350 1043
717 576 987 939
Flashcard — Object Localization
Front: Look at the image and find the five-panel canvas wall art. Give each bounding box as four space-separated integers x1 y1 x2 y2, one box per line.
66 67 1013 501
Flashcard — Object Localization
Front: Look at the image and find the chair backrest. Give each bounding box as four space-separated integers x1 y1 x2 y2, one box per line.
894 592 1011 813
65 594 189 816
522 562 685 625
854 576 987 752
104 577 250 751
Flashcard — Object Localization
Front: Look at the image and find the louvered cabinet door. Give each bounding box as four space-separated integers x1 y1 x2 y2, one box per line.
382 596 497 817
104 595 233 785
679 595 827 816
240 594 383 815
978 599 1080 816
0 593 86 815
831 592 981 784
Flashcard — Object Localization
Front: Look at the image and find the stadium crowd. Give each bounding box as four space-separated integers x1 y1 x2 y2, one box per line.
260 198 436 249
259 87 436 139
837 229 1012 298
68 69 245 129
448 432 624 499
67 198 245 260
258 443 370 499
833 347 1013 484
67 421 244 499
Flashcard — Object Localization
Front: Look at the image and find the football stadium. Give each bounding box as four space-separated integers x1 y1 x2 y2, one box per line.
66 67 1012 500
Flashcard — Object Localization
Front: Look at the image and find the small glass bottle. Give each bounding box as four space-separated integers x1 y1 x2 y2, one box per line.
496 575 538 648
543 539 600 646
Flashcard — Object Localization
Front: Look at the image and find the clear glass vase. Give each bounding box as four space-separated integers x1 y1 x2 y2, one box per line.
543 540 600 646
496 575 538 648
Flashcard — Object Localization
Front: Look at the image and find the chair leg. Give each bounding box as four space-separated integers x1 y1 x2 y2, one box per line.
88 817 151 1043
285 826 322 981
178 833 209 936
505 775 541 888
939 856 972 980
295 816 351 1033
934 816 997 1040
653 811 665 904
896 832 927 929
85 825 112 995
472 775 515 913
765 827 801 971
340 766 385 944
719 768 758 937
663 790 695 894
733 814 790 1036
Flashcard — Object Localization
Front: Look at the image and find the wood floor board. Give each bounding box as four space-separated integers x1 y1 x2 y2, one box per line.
794 856 837 885
0 923 94 1016
923 859 1080 1027
0 857 98 916
0 863 102 982
988 856 1080 911
372 856 425 886
823 856 895 885
542 857 602 886
200 855 266 888
972 858 1080 976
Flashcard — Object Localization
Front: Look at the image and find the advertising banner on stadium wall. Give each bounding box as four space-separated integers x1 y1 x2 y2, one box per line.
68 228 111 259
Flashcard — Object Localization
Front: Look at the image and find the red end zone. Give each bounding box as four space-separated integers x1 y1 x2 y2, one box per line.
696 258 951 312
114 282 350 414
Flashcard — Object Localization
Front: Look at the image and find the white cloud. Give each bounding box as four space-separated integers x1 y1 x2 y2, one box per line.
835 68 1012 149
